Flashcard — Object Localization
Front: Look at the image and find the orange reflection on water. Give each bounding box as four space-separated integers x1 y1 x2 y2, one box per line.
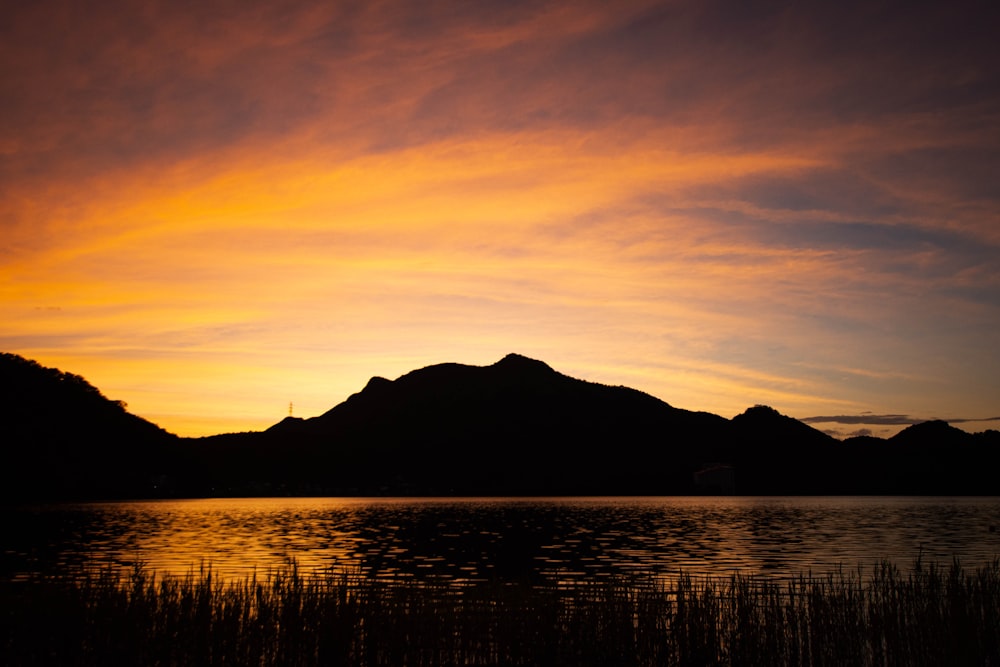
13 496 1000 585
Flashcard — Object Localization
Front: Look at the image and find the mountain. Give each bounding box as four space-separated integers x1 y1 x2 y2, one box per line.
189 353 734 495
2 351 997 499
0 352 178 500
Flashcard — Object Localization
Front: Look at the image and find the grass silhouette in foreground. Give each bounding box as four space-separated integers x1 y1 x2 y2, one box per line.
3 559 999 666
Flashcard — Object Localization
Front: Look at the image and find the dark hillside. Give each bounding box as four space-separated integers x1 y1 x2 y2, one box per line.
0 353 177 500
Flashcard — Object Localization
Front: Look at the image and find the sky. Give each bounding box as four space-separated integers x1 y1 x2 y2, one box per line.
2 0 999 439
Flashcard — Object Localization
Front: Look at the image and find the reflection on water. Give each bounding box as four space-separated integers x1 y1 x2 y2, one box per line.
4 497 1000 583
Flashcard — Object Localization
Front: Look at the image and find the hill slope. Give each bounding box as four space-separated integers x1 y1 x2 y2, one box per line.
0 353 177 500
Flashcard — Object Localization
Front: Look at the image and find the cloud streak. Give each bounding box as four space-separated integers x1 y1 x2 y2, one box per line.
803 415 1000 426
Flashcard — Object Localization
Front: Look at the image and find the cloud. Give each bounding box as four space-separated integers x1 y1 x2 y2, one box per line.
820 427 878 439
803 415 1000 426
802 414 921 426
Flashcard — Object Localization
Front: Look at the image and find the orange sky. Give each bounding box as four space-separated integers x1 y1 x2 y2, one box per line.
2 0 999 438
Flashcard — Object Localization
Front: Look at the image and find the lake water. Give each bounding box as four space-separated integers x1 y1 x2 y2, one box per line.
4 497 1000 584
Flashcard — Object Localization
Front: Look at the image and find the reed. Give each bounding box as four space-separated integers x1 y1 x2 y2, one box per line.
2 559 998 666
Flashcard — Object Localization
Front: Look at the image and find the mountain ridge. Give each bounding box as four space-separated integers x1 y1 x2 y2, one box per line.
2 351 998 499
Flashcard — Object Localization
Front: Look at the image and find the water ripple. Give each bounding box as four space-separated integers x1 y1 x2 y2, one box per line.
4 496 999 583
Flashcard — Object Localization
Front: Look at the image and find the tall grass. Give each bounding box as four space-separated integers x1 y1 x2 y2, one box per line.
2 559 999 666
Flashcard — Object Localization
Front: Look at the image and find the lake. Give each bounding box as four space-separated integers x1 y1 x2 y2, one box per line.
4 496 999 584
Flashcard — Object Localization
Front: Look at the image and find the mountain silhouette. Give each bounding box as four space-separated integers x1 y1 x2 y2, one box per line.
192 353 733 495
2 352 997 499
0 352 177 500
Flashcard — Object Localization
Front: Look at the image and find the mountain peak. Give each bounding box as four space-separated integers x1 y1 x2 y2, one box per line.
732 404 835 445
890 419 971 445
492 353 554 374
363 375 392 391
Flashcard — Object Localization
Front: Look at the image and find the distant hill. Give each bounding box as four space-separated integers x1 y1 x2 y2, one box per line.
256 353 734 495
2 351 998 499
833 419 1000 494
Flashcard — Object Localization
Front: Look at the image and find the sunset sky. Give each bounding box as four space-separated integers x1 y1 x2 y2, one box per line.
2 0 998 438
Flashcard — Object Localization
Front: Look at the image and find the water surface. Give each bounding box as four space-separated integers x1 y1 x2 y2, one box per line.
5 496 999 583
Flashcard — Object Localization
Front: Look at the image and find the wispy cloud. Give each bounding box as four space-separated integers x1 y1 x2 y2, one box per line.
803 415 1000 426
